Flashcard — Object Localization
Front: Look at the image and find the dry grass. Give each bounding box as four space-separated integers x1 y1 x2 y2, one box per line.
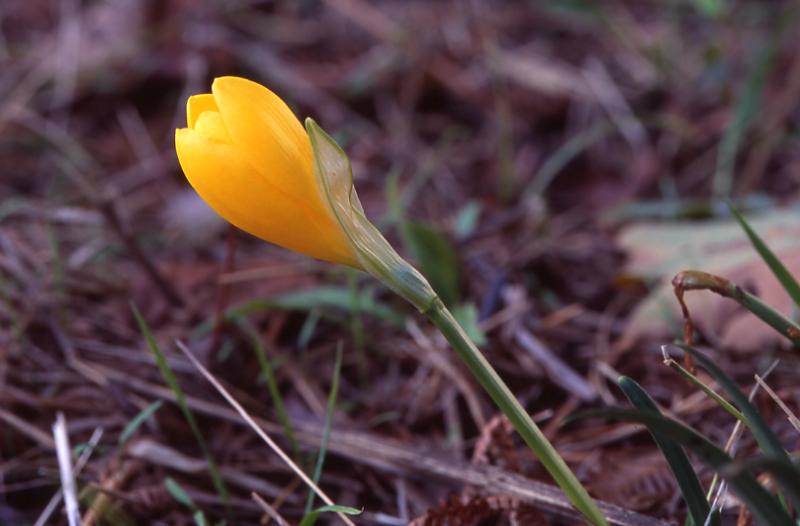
1 1 799 524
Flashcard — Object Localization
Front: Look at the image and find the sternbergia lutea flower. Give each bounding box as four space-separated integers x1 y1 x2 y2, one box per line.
174 76 608 526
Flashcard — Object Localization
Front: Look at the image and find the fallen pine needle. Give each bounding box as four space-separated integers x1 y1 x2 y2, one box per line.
754 370 800 433
175 340 357 526
52 412 80 526
252 492 291 526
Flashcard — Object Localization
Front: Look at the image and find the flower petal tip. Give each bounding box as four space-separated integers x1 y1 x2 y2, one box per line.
186 94 216 129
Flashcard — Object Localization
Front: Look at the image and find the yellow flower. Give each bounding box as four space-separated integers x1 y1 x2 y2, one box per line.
175 76 360 267
176 76 435 311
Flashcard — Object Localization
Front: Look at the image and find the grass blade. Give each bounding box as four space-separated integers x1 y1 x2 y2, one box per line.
304 342 344 514
720 456 800 509
164 477 210 526
192 510 207 526
618 377 711 526
661 349 744 422
528 120 616 195
165 477 196 509
298 308 322 351
234 317 299 461
218 286 404 328
131 303 229 502
118 400 163 446
299 505 362 526
684 347 789 463
729 203 800 309
712 31 779 198
572 408 794 526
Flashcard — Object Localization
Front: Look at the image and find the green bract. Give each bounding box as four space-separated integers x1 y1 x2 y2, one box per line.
306 118 438 313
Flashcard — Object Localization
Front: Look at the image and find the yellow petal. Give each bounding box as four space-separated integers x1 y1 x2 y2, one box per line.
175 127 358 267
194 110 231 144
186 94 217 129
210 76 317 201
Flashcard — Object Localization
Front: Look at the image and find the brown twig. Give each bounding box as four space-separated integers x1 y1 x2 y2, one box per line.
88 356 668 526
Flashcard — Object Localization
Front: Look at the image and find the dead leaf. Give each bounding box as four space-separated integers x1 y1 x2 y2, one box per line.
618 209 800 352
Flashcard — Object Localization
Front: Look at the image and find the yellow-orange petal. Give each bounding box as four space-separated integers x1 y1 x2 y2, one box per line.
186 94 218 129
194 110 231 144
210 76 317 201
175 127 358 267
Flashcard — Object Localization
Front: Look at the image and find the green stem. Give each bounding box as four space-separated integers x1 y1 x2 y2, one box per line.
663 358 745 422
305 119 606 524
425 298 607 526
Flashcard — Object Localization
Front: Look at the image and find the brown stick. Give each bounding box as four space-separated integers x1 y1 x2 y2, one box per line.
72 359 669 526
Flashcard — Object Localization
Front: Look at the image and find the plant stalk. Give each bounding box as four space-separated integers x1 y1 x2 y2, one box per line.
425 297 607 526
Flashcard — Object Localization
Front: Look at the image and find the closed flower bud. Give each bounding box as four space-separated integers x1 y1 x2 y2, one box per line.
177 76 437 312
175 76 360 267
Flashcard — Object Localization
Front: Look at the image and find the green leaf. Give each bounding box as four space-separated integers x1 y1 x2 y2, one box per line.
405 221 461 307
384 168 461 308
132 303 229 502
618 377 712 526
662 355 744 422
305 343 343 514
299 505 362 526
527 120 617 195
719 456 800 510
729 203 800 309
119 400 163 445
306 118 438 313
71 443 97 457
193 511 208 526
165 477 195 509
297 308 322 351
451 303 487 346
713 29 780 197
227 287 404 327
454 201 481 239
684 347 790 462
572 408 794 526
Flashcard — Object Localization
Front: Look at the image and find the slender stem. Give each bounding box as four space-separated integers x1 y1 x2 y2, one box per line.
425 298 607 526
662 358 745 422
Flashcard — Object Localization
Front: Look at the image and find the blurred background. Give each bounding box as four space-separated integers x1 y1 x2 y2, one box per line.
1 0 799 524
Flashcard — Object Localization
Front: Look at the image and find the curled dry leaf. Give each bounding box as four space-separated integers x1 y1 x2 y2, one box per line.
618 209 800 352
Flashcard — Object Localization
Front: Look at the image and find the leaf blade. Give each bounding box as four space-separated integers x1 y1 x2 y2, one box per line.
572 408 794 526
685 347 789 462
729 203 800 309
118 400 163 446
618 377 711 526
132 303 229 502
